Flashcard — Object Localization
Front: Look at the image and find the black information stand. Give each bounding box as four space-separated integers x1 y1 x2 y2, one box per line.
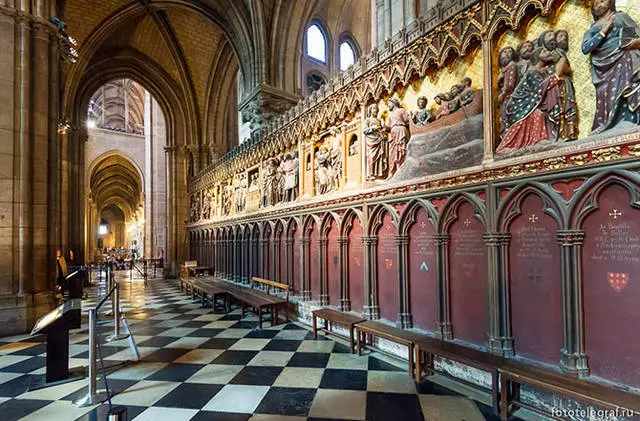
31 298 82 384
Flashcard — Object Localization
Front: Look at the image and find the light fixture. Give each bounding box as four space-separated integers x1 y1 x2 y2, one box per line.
86 119 96 129
98 218 108 235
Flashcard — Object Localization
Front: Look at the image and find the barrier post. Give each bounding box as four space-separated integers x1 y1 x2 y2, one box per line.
107 283 130 342
73 309 109 407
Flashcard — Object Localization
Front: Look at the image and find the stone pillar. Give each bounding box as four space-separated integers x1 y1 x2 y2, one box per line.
319 237 328 305
558 230 589 377
484 232 511 355
260 238 268 279
301 237 311 300
0 4 59 335
272 237 279 282
362 236 380 319
164 145 178 276
396 235 411 328
435 233 452 339
494 233 514 356
338 236 350 311
284 237 293 287
481 12 496 163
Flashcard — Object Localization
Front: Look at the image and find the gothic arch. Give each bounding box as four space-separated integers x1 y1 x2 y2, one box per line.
399 198 438 236
497 183 565 232
340 207 364 237
439 193 487 233
368 203 400 236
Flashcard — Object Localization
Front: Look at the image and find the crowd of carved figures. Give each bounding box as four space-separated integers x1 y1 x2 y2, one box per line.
190 1 640 224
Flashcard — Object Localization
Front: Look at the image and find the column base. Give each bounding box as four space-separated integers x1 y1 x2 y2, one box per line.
487 335 512 356
364 306 379 320
560 349 589 378
0 292 56 337
319 295 329 306
339 299 350 312
302 290 312 301
397 313 412 329
439 322 452 340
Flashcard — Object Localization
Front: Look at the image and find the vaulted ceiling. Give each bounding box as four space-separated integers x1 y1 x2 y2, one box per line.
89 153 143 221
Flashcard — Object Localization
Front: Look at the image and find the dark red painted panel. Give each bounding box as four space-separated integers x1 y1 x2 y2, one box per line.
408 208 438 332
448 201 487 346
509 194 562 364
348 218 364 313
582 184 640 388
377 214 398 322
327 220 341 305
292 225 300 292
310 224 321 300
278 230 285 283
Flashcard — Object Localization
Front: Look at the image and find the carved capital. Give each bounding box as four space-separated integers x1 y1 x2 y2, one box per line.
483 233 511 246
394 235 409 246
337 236 348 246
301 237 311 245
557 230 585 246
433 234 450 246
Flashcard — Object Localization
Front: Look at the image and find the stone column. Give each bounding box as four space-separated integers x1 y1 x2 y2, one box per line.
0 4 59 335
301 237 311 300
260 238 269 279
557 230 589 377
494 233 514 356
164 145 178 276
484 232 511 355
338 236 350 311
435 233 452 339
284 237 293 287
272 237 279 282
396 235 411 328
319 237 328 305
481 12 496 163
362 236 380 319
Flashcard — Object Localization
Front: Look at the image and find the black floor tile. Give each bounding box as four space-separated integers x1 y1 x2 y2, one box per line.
244 329 279 339
282 324 306 330
10 344 46 356
72 404 147 421
187 328 225 338
366 391 424 421
331 342 352 354
0 357 46 373
145 363 205 382
143 348 191 363
416 378 461 396
255 386 316 416
287 352 330 368
229 366 283 386
190 411 250 421
263 339 302 352
178 321 210 329
137 336 181 348
154 383 223 409
129 327 169 336
320 368 367 390
0 375 39 397
62 379 138 402
0 398 51 421
230 321 259 329
212 350 259 365
76 345 127 360
218 314 243 321
368 356 403 372
199 338 239 349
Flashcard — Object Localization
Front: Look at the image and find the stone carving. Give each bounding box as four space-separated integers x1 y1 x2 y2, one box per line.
190 194 201 222
364 103 388 180
248 171 259 192
221 185 232 216
582 0 640 134
433 78 476 120
386 98 411 178
201 191 214 220
282 152 299 202
329 135 342 191
235 173 247 213
263 157 283 206
315 146 334 194
411 96 433 126
497 30 578 154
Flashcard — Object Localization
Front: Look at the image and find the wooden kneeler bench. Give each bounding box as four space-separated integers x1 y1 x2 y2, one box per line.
312 308 365 354
230 277 290 329
499 360 640 420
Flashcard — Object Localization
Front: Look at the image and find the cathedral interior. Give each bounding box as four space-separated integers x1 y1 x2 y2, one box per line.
1 0 640 420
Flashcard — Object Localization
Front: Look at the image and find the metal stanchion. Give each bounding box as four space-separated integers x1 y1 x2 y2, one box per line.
107 283 129 342
73 309 109 407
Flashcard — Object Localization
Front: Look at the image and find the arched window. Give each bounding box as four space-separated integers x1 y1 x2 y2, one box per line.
306 72 327 93
306 24 327 63
339 41 357 71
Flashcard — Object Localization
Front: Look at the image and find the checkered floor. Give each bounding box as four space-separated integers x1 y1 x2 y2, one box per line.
0 272 532 421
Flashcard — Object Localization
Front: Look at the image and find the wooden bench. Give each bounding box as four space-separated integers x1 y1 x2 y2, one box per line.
179 261 198 291
189 277 233 312
499 359 640 421
239 277 290 328
414 336 503 414
312 309 365 354
354 320 424 378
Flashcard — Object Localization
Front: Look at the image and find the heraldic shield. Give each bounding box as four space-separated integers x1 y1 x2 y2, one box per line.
608 272 629 293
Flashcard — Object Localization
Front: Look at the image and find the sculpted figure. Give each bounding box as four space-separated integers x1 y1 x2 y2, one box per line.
201 191 212 220
235 173 247 212
282 152 299 202
497 48 566 153
553 30 578 140
386 97 411 178
248 172 259 192
516 41 535 77
222 186 232 216
315 146 333 194
190 196 199 222
363 103 387 180
459 77 475 106
411 96 432 126
498 47 520 135
330 137 342 191
263 158 282 206
582 0 640 133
